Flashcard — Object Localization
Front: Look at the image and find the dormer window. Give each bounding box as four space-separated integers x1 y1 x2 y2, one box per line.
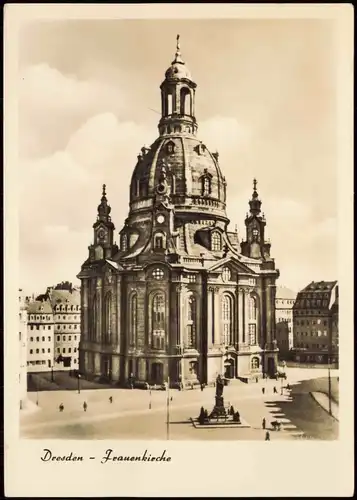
211 232 221 252
166 141 175 154
200 171 212 196
196 143 206 155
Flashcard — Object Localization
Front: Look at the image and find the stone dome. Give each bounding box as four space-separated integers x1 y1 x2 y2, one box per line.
165 61 192 81
129 134 227 221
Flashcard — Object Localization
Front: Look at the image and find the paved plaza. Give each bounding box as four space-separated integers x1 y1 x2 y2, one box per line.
20 368 339 441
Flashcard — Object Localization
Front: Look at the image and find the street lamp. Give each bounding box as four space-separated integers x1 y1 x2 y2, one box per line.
327 353 332 416
77 373 81 394
36 376 39 405
166 376 170 440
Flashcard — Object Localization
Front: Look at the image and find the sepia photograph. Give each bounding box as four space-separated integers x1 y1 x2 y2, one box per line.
4 3 354 498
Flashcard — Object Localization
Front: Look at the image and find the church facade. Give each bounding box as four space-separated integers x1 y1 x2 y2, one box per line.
77 38 280 388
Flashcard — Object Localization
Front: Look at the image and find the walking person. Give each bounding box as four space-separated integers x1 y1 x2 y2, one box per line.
262 387 265 395
109 396 113 404
59 403 64 412
273 386 277 394
262 417 266 430
83 401 87 412
265 431 270 441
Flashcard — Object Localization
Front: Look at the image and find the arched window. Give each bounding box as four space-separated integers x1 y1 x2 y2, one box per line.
251 357 259 369
202 176 211 196
91 293 97 341
130 294 137 346
187 295 197 348
211 232 221 251
180 87 191 115
222 295 233 346
152 294 165 350
154 233 165 250
222 267 231 282
248 295 257 345
167 93 173 115
121 234 128 252
104 292 112 344
248 296 257 321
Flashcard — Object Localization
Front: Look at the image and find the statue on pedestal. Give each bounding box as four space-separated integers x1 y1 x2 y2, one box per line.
209 374 226 419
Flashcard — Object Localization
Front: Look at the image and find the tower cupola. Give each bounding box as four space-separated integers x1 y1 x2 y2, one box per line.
159 35 197 137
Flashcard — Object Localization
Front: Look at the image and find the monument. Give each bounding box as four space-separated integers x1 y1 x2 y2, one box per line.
210 374 226 418
193 374 249 428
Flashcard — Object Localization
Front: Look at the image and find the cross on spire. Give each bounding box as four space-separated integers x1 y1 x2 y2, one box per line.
253 178 257 192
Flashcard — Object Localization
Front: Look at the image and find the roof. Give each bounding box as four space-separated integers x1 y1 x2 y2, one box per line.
49 288 80 306
27 300 53 314
300 280 338 292
275 286 297 300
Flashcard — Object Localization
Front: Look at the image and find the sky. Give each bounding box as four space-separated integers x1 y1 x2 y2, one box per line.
18 18 338 296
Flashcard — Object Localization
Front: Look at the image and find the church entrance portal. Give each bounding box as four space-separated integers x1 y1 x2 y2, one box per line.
267 357 275 377
151 363 163 385
103 357 111 380
224 359 235 379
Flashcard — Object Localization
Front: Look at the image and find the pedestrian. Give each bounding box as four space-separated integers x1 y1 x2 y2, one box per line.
256 377 258 383
201 383 204 392
83 401 87 412
265 431 270 441
262 387 265 395
273 386 277 394
170 396 173 401
109 396 113 404
262 417 266 430
59 403 64 412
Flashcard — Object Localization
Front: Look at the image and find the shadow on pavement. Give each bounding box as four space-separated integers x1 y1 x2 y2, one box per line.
264 385 339 440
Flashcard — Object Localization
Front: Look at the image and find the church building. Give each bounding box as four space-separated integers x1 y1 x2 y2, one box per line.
77 37 280 388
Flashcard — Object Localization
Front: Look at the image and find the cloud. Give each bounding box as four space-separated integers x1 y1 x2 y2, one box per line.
19 64 126 158
18 59 337 294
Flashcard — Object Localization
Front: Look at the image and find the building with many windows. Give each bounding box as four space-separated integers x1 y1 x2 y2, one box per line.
48 283 81 371
292 280 338 364
77 37 280 387
19 289 28 409
26 282 81 374
27 299 55 372
275 286 296 358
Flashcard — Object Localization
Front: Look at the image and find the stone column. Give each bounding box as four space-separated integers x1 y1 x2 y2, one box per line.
244 289 250 345
138 358 146 380
207 287 214 348
176 284 183 347
175 85 180 114
116 276 121 350
96 278 102 344
213 287 220 345
265 281 273 346
238 288 244 344
94 351 101 376
111 355 120 382
82 279 88 341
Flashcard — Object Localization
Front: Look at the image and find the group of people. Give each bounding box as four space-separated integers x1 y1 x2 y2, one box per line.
58 396 114 413
261 382 291 395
